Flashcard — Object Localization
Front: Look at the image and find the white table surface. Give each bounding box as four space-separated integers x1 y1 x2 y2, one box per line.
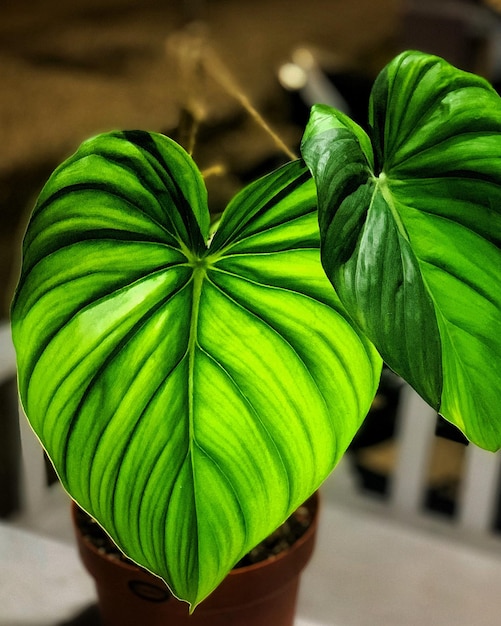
298 501 501 626
0 520 94 625
3 496 501 626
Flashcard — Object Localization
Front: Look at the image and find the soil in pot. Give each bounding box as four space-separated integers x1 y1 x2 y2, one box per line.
73 493 319 626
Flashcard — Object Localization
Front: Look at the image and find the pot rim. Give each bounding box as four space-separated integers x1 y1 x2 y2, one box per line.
72 490 320 579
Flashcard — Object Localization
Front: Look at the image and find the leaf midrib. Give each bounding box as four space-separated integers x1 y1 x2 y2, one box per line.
375 172 409 243
186 259 214 587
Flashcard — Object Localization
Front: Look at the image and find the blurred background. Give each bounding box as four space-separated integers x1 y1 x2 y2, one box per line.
1 0 501 523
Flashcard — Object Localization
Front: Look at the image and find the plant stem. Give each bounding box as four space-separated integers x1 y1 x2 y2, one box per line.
166 25 297 161
202 47 298 161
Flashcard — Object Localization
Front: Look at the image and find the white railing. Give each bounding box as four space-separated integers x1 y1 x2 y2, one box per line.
0 320 60 526
0 322 15 383
391 383 501 533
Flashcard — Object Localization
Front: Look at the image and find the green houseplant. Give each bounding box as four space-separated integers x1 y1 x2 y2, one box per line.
10 49 501 615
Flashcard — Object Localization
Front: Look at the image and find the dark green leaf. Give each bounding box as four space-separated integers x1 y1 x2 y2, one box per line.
301 51 501 450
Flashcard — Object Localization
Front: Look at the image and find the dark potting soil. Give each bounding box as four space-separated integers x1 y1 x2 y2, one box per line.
76 501 313 571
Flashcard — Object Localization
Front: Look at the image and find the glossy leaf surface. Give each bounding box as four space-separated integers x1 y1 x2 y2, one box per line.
301 51 501 449
11 131 381 606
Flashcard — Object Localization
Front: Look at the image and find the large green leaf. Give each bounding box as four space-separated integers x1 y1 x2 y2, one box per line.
11 131 381 607
301 50 501 450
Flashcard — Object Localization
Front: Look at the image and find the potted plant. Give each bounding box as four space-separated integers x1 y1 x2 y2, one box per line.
10 49 501 623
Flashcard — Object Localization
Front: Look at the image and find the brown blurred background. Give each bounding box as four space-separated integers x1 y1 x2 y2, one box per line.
2 0 499 314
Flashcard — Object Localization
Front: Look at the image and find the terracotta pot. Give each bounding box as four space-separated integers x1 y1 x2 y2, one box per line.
73 493 319 626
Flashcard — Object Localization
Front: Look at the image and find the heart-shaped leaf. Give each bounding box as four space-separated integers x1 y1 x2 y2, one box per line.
11 131 381 607
301 51 501 450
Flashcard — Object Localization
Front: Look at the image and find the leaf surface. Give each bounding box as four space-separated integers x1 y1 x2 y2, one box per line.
11 131 381 606
301 51 501 449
